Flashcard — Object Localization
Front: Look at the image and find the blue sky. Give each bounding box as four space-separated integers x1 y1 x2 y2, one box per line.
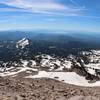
0 0 100 32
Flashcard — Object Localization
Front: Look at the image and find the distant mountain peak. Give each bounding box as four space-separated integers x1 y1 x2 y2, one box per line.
16 38 29 49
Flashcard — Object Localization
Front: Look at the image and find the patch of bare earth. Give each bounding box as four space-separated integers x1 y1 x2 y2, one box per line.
0 75 100 100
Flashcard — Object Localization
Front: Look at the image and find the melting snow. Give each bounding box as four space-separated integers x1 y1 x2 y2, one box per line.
26 71 100 87
86 68 96 75
0 67 38 77
16 38 29 49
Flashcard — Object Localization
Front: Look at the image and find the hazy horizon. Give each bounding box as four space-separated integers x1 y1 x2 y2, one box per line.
0 0 100 33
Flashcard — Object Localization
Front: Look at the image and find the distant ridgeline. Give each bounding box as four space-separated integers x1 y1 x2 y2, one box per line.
0 31 100 61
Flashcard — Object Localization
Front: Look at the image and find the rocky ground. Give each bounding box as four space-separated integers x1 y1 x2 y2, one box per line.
0 76 100 100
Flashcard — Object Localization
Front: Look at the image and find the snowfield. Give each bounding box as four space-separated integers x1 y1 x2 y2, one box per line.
26 71 100 87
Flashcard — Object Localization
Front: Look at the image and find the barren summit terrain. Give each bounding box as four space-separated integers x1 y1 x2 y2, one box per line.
0 76 100 100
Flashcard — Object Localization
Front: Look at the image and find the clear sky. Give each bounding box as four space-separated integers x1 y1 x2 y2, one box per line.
0 0 100 32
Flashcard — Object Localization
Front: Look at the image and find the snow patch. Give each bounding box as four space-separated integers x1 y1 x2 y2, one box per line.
26 71 100 87
16 38 29 49
0 67 38 77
